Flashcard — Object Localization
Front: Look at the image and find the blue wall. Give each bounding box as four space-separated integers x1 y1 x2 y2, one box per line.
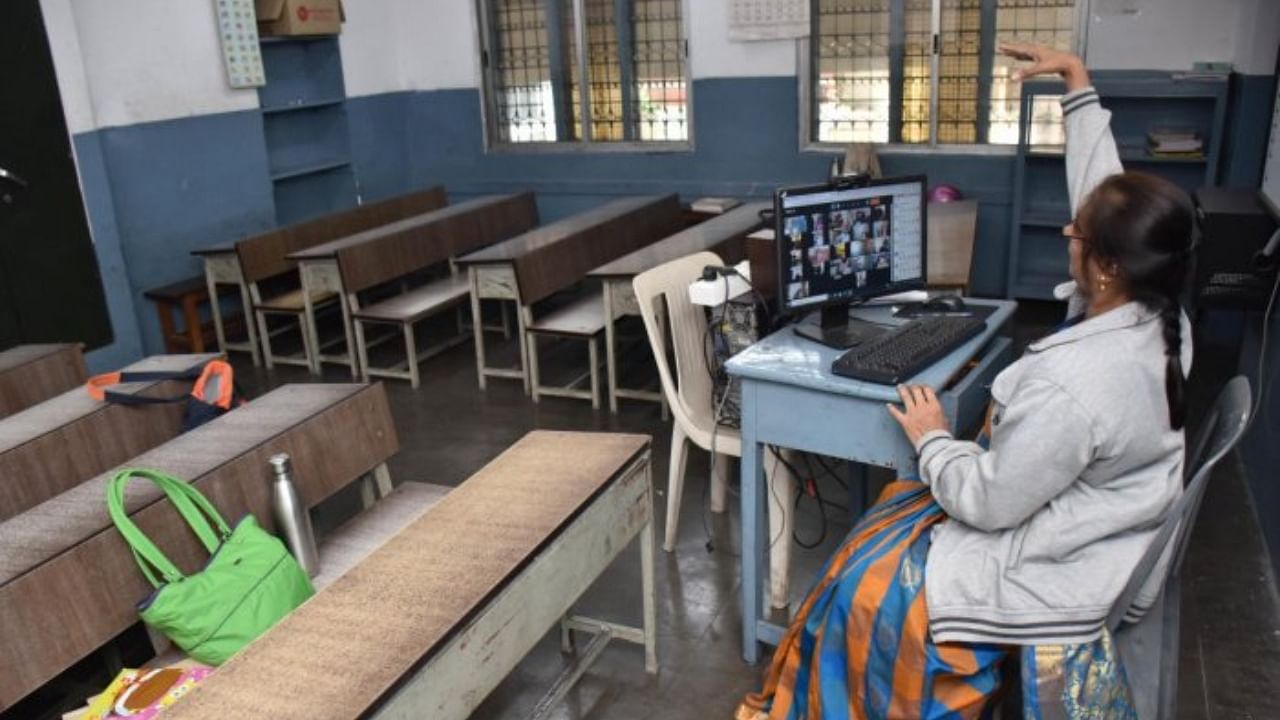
72 73 1278 364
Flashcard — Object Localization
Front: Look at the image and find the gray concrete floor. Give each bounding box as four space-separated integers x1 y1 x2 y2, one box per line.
233 300 1280 720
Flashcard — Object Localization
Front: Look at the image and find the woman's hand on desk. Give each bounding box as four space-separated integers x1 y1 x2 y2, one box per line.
887 384 951 448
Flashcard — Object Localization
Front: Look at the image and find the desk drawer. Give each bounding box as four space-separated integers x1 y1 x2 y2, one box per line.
940 336 1013 437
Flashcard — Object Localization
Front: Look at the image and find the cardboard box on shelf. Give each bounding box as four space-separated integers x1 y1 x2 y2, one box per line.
255 0 344 36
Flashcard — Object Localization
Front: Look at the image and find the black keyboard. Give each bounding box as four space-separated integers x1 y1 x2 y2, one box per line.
831 315 987 384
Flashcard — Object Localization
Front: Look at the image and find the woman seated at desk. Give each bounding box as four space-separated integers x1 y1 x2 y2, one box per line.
740 43 1194 719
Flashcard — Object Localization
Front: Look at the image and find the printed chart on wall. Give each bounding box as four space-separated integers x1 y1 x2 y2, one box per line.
728 0 809 41
215 0 265 89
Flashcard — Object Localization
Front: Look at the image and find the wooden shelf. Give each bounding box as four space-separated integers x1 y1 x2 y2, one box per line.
259 35 338 44
261 97 345 115
270 158 351 182
1021 208 1070 228
1025 147 1208 164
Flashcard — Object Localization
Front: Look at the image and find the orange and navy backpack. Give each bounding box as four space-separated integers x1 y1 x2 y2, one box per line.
86 360 246 432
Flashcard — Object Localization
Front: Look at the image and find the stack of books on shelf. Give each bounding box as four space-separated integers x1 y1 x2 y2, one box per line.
1147 130 1204 158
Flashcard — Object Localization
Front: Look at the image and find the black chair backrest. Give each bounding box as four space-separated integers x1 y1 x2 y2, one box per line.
1107 375 1253 631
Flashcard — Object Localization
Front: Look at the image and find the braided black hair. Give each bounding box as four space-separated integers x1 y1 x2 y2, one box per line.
1078 172 1194 430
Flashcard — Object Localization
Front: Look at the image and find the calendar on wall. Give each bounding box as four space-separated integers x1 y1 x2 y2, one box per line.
215 0 265 88
728 0 810 41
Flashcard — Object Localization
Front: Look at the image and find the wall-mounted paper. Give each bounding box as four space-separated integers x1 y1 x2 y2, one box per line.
728 0 810 41
215 0 265 88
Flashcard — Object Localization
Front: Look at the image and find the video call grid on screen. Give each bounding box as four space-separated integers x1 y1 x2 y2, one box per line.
780 180 924 308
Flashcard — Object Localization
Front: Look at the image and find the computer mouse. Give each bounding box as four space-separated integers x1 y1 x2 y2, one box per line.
923 296 967 312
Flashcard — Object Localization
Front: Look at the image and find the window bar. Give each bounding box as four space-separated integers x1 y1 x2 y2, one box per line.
975 0 997 143
545 0 575 142
572 0 592 142
888 0 907 143
614 0 637 141
928 0 941 145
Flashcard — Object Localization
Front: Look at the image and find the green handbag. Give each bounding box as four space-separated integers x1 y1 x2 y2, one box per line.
107 468 315 665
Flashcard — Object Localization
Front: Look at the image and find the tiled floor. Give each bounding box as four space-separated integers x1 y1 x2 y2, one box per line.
10 302 1278 719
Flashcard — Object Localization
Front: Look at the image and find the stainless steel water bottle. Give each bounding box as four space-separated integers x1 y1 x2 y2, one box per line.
268 453 319 577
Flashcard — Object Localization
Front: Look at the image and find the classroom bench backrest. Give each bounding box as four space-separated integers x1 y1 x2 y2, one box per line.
0 344 87 418
236 186 448 283
0 383 399 711
337 192 539 294
516 194 683 306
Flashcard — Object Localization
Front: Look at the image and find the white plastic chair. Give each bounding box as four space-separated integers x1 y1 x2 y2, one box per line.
633 251 796 609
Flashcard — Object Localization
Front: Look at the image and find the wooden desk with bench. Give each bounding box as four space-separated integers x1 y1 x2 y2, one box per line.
287 193 539 387
164 431 655 720
194 187 448 370
588 202 768 413
237 187 449 375
456 195 684 406
0 383 406 711
0 353 218 521
0 344 87 418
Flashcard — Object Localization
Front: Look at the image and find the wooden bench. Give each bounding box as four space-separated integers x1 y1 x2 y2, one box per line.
162 430 655 720
285 192 539 387
193 186 447 370
0 383 403 711
237 187 449 375
588 201 768 413
0 344 86 419
0 353 218 522
143 277 243 353
455 195 684 407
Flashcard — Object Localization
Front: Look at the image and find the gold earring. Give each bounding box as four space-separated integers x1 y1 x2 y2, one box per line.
1096 273 1110 293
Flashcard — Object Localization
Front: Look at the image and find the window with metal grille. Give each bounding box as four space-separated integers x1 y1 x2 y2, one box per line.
810 0 1081 147
480 0 689 147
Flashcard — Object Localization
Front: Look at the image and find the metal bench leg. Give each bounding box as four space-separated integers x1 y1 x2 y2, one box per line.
206 271 228 356
560 611 575 653
470 271 488 390
256 309 276 369
588 337 601 411
339 293 358 380
527 332 541 404
604 286 619 414
353 318 371 383
239 281 262 366
518 305 532 395
404 322 420 389
301 293 322 375
640 461 658 674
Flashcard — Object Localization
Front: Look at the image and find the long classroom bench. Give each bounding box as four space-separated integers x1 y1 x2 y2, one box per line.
0 344 86 418
0 353 217 521
0 382 402 711
588 202 769 413
455 195 684 406
163 430 655 720
194 186 447 370
287 192 539 386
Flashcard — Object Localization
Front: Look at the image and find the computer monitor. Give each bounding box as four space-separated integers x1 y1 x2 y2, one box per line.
775 175 927 347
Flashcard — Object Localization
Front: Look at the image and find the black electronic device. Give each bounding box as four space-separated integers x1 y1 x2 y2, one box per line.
775 175 927 348
1193 187 1278 290
831 315 987 385
922 296 967 313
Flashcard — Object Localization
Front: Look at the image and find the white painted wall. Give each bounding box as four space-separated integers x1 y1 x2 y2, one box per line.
686 0 796 79
69 0 258 129
1086 0 1279 74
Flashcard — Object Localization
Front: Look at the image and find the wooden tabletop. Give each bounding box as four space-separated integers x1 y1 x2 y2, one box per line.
191 242 237 257
288 194 528 261
0 344 77 374
163 430 649 720
588 201 768 279
0 344 87 419
0 382 399 710
456 195 672 266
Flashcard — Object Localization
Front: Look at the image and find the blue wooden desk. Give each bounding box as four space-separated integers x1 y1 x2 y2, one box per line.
725 299 1018 663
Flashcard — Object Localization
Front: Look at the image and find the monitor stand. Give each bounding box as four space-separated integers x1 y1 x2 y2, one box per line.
793 305 886 349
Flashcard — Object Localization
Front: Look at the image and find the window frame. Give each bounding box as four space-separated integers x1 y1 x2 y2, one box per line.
474 0 695 154
798 0 1091 155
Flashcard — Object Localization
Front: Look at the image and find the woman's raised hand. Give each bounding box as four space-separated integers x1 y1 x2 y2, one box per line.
998 42 1090 91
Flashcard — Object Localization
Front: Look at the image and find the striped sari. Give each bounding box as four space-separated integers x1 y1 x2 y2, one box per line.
737 479 1137 720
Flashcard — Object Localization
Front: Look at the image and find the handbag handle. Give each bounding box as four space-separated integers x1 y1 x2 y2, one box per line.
87 366 205 405
107 469 233 588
